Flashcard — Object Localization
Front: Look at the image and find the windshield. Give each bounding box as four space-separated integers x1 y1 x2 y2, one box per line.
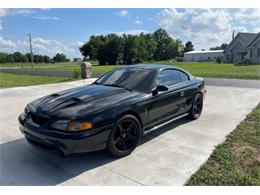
94 68 156 93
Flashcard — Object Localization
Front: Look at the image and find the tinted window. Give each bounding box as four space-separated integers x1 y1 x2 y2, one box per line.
179 71 189 82
156 70 182 87
95 68 156 92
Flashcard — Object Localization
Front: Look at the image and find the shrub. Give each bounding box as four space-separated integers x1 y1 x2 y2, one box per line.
235 59 253 66
216 56 223 64
176 57 184 62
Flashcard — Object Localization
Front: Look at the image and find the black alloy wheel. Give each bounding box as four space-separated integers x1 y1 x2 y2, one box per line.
189 93 203 119
107 115 141 157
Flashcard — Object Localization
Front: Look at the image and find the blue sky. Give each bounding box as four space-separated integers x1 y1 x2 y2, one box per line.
0 8 259 59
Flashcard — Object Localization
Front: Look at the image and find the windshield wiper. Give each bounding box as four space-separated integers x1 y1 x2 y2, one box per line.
92 81 100 85
102 84 132 92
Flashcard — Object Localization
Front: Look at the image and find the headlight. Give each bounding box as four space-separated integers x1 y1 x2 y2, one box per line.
50 120 70 131
25 106 30 115
50 120 92 132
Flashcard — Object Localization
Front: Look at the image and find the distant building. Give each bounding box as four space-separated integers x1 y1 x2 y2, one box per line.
184 50 224 62
224 32 260 64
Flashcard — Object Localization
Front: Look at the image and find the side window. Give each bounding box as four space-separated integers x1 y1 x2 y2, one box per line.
179 71 189 82
156 70 182 87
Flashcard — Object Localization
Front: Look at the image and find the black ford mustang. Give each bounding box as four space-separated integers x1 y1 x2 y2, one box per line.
19 64 206 157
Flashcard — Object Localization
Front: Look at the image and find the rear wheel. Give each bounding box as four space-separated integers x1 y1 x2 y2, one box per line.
107 115 141 158
189 93 203 120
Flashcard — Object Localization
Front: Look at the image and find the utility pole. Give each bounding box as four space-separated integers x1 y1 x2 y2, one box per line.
28 33 34 68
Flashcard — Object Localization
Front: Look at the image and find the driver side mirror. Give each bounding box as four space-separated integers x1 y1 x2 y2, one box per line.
152 85 168 96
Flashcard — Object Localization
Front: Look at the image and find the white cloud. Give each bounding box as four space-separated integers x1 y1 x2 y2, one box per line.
0 36 17 50
232 8 260 26
31 16 59 20
76 41 84 47
0 36 82 59
156 8 260 50
135 16 143 25
254 27 260 33
0 9 59 21
14 9 35 16
114 10 129 17
31 37 80 58
0 9 8 17
111 29 150 36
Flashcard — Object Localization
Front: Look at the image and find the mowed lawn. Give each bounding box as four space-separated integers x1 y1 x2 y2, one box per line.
1 61 260 80
186 104 260 185
0 73 73 88
49 61 260 79
152 61 260 80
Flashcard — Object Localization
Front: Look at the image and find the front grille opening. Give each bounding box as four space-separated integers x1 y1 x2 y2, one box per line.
29 112 49 126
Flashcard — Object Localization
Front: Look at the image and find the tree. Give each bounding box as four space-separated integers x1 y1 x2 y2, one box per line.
97 34 122 65
53 53 68 63
167 39 184 59
43 55 51 63
26 53 32 63
34 55 44 63
0 53 8 63
7 54 14 63
73 58 82 62
122 34 138 64
79 28 185 65
183 41 194 53
153 28 173 60
210 43 228 50
80 35 105 60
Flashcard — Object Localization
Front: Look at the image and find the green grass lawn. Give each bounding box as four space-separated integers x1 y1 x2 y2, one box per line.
186 104 260 185
150 61 260 80
38 61 260 80
0 73 74 88
1 61 260 80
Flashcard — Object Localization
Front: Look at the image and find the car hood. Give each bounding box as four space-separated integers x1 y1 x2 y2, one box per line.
28 84 142 118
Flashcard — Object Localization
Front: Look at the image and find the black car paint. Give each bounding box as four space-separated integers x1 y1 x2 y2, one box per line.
19 64 206 155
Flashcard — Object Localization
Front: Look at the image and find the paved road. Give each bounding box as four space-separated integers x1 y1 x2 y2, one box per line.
0 79 259 185
204 78 260 89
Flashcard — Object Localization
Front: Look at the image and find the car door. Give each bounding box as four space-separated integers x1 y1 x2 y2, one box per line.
146 69 184 129
176 70 194 114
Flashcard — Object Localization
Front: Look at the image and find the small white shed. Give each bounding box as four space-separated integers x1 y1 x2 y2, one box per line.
184 50 224 62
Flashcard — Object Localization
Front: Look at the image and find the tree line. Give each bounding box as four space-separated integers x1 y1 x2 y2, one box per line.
80 28 194 65
0 52 71 63
210 43 228 51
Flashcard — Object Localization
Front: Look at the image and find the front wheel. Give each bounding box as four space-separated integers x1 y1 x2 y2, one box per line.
189 93 203 120
107 115 141 158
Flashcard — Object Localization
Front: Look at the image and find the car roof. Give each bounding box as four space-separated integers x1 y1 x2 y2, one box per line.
119 64 194 78
120 64 180 71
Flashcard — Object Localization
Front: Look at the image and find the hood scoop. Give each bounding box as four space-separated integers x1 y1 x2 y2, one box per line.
55 97 83 110
50 93 60 97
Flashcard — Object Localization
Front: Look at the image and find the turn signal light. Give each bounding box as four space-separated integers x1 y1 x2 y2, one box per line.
68 121 93 132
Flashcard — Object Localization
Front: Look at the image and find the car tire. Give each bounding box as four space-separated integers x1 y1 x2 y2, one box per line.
107 115 142 158
189 93 203 120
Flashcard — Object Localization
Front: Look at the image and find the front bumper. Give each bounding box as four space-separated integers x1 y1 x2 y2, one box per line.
18 114 112 155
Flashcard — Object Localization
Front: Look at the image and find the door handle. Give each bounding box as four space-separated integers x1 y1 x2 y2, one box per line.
180 91 185 96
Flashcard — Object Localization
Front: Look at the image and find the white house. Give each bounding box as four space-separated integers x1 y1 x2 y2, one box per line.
184 50 224 62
